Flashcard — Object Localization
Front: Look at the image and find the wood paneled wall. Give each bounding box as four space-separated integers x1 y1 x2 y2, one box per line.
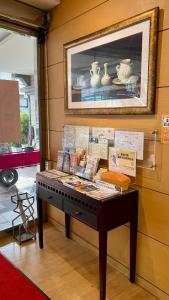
41 1 169 298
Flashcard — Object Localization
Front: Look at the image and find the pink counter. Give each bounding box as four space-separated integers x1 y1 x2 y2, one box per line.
0 151 40 169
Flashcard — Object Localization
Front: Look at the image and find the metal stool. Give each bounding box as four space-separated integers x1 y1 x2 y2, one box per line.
11 192 36 244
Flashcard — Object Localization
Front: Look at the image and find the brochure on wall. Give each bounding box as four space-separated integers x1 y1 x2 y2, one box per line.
89 142 108 160
64 125 89 152
89 127 114 159
75 126 89 151
63 125 76 150
114 130 144 160
91 127 115 141
161 115 169 144
109 147 137 177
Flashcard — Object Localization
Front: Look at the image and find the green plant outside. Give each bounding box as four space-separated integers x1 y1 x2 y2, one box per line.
10 112 29 147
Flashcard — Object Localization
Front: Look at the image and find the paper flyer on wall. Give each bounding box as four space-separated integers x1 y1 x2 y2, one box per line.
109 147 137 177
75 126 89 151
89 142 108 160
89 127 114 159
114 130 144 160
63 125 76 150
161 115 169 144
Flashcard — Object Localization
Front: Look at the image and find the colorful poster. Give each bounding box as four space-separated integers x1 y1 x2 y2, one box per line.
109 147 137 177
161 115 169 144
115 130 144 160
0 80 20 142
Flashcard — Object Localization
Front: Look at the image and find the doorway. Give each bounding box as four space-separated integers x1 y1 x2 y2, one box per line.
0 27 40 231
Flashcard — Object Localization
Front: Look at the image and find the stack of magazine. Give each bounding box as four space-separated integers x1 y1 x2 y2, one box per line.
58 175 121 200
38 170 121 200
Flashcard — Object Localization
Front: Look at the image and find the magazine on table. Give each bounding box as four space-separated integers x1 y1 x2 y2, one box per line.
58 174 120 199
86 188 119 200
58 175 88 188
37 169 69 180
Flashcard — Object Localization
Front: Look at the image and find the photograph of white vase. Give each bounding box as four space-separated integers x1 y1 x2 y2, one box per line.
116 59 133 83
90 61 101 88
77 75 86 88
101 62 111 86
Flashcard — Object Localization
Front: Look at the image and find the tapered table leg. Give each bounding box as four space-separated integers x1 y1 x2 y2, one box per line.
37 197 43 249
130 198 138 282
65 213 70 238
99 230 107 300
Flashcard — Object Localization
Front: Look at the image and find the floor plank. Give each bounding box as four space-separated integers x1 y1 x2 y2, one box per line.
0 224 157 300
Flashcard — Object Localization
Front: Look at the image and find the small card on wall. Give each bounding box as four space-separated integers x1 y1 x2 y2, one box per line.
161 115 169 144
109 147 137 177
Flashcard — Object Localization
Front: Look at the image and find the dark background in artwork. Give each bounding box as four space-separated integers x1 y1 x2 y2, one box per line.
71 32 142 87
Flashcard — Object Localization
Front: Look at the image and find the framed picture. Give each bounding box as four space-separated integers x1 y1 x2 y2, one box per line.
64 8 158 115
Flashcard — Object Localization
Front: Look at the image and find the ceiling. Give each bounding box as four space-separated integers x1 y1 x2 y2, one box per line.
0 28 36 75
19 0 60 11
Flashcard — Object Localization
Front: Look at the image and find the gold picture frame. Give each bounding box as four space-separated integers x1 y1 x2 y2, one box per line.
64 7 158 115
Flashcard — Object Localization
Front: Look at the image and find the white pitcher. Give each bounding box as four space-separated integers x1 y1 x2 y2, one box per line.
116 59 133 82
90 61 100 88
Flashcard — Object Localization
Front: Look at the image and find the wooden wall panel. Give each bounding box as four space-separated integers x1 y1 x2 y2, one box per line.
137 233 169 294
49 131 63 161
138 188 169 246
71 219 98 248
157 31 169 87
50 0 169 32
50 0 110 30
47 205 65 225
46 0 169 297
48 63 64 99
49 99 65 131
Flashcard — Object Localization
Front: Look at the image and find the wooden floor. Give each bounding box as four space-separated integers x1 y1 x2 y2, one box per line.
0 224 157 300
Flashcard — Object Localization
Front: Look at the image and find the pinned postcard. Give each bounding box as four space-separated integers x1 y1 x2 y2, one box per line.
115 131 144 160
109 147 137 177
161 115 169 144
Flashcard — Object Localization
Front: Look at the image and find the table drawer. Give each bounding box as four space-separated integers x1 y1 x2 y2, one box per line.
64 199 97 229
38 188 63 210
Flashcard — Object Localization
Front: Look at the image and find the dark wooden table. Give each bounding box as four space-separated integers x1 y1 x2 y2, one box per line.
36 173 138 300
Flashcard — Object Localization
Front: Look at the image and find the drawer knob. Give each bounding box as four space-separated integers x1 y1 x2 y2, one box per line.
75 211 82 216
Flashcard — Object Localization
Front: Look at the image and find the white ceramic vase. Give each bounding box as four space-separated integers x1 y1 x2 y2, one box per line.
90 61 100 88
101 63 111 86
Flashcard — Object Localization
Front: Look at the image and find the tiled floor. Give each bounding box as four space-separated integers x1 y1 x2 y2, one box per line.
0 166 39 231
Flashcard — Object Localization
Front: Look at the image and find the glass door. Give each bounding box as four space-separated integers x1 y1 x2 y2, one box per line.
0 27 40 231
